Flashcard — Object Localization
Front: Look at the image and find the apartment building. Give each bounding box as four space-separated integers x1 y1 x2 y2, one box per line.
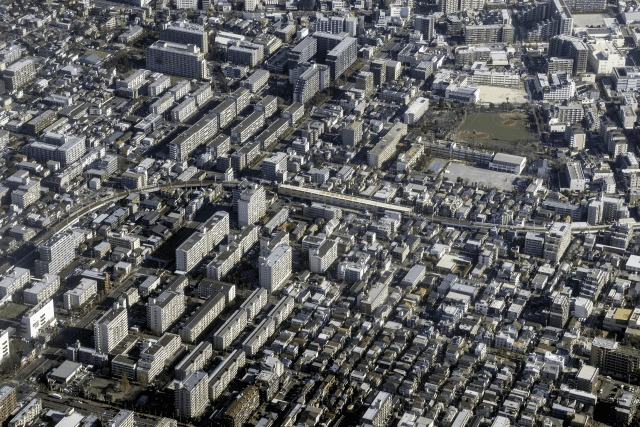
179 293 225 343
169 112 219 161
208 350 246 401
146 41 207 79
259 244 292 292
94 301 128 354
213 309 248 350
35 233 75 277
227 41 264 67
222 385 259 427
0 386 17 423
362 391 393 427
147 290 186 335
175 371 208 418
0 267 30 297
238 184 266 227
160 21 208 53
175 342 212 380
368 122 408 168
309 239 338 274
24 274 60 306
176 232 208 272
3 58 36 91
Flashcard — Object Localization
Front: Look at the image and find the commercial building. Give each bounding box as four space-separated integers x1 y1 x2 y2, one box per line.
259 244 292 292
146 41 207 79
94 301 128 353
175 371 208 419
613 66 640 91
160 21 208 53
587 40 625 74
147 290 186 335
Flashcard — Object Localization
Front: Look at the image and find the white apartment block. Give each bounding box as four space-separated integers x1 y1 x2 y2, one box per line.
175 342 212 380
309 239 338 274
107 232 141 250
146 41 208 80
175 371 208 419
94 301 128 353
8 398 42 427
136 333 181 383
179 293 225 343
238 184 266 227
176 231 208 272
24 274 60 306
0 330 9 363
242 317 275 357
267 296 295 326
107 410 134 427
212 309 248 351
35 233 75 277
259 244 292 293
362 391 393 427
171 97 197 122
21 300 55 339
0 267 30 297
63 278 98 310
240 288 269 322
208 350 246 401
403 97 429 125
147 290 186 335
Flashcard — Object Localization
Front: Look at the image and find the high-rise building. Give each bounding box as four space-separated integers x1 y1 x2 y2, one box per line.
524 232 545 258
549 293 569 327
175 371 208 418
309 239 338 273
244 0 257 11
543 222 571 263
34 233 75 277
3 58 36 91
238 184 266 227
147 290 186 335
370 60 387 87
259 244 292 292
292 63 330 104
107 410 135 427
590 337 640 381
160 21 208 53
385 60 401 82
355 71 373 95
342 120 363 146
262 152 288 182
146 41 207 79
415 15 435 40
548 35 588 74
94 301 128 354
325 36 357 81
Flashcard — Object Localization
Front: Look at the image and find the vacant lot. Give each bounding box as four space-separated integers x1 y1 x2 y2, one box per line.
445 163 517 191
454 112 535 153
0 303 28 320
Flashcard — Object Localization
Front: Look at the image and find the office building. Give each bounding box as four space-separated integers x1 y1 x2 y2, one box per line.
222 385 259 427
362 391 393 427
544 222 571 263
525 232 545 258
175 371 208 419
160 21 208 53
613 66 640 91
3 58 36 91
147 290 186 335
227 41 264 67
146 41 207 79
259 244 292 292
238 184 266 227
94 301 128 354
35 233 75 277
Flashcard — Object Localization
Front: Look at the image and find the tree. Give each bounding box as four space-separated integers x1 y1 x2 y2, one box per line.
120 374 130 395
